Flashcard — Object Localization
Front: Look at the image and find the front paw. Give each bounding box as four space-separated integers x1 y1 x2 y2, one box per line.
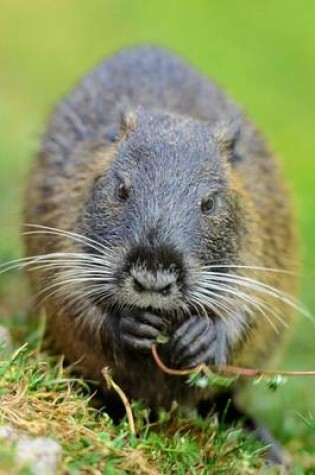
169 316 228 369
119 311 165 353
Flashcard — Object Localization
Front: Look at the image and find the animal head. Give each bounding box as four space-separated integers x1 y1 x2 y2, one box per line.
77 106 250 320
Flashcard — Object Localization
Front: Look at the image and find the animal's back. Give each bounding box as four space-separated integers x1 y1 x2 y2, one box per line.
41 46 240 166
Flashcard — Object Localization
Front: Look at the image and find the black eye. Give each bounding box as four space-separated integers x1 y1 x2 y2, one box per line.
117 182 130 201
201 193 218 214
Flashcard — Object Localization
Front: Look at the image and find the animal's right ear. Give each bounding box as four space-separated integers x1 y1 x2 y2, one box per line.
105 98 136 143
212 119 242 164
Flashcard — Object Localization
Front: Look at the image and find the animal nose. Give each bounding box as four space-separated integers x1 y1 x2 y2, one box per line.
131 270 176 296
132 277 173 295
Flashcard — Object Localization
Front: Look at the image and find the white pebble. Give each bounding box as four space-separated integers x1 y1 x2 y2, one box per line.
16 438 62 475
0 425 62 475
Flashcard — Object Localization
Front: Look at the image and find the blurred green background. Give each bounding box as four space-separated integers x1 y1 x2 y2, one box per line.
0 0 314 459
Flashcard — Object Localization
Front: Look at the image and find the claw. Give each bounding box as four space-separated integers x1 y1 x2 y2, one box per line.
169 315 228 369
171 320 213 364
119 310 165 354
120 334 154 352
120 317 160 339
180 344 217 368
176 330 216 366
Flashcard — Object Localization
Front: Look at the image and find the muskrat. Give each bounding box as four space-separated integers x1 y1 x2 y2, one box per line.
23 46 298 465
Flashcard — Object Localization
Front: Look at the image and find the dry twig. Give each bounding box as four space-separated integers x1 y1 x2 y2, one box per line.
102 367 136 434
151 345 315 378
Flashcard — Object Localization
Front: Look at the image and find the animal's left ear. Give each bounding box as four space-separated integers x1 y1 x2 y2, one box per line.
213 119 241 164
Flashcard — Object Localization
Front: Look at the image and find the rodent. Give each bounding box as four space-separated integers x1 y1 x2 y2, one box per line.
23 46 297 465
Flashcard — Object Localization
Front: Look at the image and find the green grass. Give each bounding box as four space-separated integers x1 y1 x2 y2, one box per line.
0 331 267 474
0 0 314 473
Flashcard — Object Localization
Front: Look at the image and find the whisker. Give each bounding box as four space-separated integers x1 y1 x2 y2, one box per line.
194 289 259 331
28 264 112 275
23 223 111 255
202 264 295 275
189 292 231 323
200 272 310 318
58 286 112 315
192 288 237 318
36 276 111 300
34 278 112 314
192 294 249 327
0 252 113 276
197 283 285 331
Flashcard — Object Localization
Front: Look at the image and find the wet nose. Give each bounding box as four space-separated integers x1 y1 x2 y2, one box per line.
131 269 176 296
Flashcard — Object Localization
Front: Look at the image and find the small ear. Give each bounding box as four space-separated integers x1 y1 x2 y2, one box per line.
118 96 136 137
105 97 136 143
213 119 241 163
